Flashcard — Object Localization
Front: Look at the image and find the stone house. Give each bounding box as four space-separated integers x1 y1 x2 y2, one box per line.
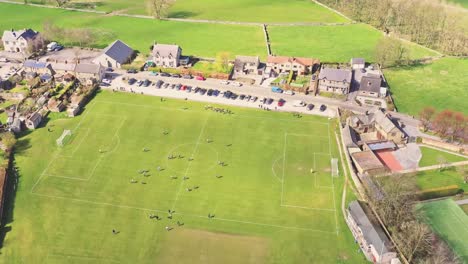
358 74 383 98
234 55 261 75
266 56 319 76
93 40 134 68
346 201 399 264
349 109 406 144
152 44 182 68
2 29 43 53
74 63 105 81
23 60 54 75
25 112 42 129
318 67 352 94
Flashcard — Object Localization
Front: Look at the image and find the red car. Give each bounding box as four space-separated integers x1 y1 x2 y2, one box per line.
181 85 187 91
278 99 285 107
195 76 205 81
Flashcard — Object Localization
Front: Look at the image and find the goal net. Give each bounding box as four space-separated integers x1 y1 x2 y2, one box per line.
56 130 72 147
331 158 339 177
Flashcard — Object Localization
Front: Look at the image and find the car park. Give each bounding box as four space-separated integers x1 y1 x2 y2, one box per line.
127 69 138 74
182 74 192 79
307 104 315 111
278 99 285 107
320 105 327 112
127 78 137 85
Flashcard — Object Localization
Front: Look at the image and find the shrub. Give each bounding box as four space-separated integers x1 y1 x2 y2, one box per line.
417 185 461 200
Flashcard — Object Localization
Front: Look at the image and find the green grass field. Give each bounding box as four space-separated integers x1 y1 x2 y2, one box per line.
416 167 468 192
267 24 439 62
419 146 467 167
418 199 468 262
10 0 348 22
461 204 468 214
0 91 365 263
0 3 265 58
384 58 468 115
447 0 468 8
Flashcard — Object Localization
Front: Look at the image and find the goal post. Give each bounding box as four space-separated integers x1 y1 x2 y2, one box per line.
56 130 72 147
331 158 339 177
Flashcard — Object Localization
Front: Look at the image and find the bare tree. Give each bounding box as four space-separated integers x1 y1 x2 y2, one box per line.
215 52 231 73
374 37 409 68
54 0 69 7
146 0 175 19
419 107 436 132
395 220 432 263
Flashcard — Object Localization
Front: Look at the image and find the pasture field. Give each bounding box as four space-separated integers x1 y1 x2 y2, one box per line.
0 91 365 263
0 3 265 58
10 0 348 23
267 24 439 62
416 167 468 192
419 147 467 167
384 58 468 115
418 199 468 262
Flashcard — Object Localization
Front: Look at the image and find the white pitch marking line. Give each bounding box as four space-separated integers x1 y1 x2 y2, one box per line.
285 133 329 139
280 204 336 212
32 192 336 234
280 133 287 206
271 157 283 183
170 116 210 211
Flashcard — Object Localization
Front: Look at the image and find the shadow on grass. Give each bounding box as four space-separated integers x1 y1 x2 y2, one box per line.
0 156 19 252
66 1 104 9
168 11 199 19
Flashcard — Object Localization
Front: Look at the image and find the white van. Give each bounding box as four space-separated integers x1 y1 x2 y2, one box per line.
220 80 229 85
47 42 58 51
284 90 295 95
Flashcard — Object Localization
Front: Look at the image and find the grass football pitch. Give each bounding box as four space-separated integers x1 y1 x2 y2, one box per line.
1 91 365 263
419 199 468 262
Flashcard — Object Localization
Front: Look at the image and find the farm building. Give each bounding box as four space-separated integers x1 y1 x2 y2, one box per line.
351 150 387 176
93 40 134 68
151 43 182 68
2 28 43 53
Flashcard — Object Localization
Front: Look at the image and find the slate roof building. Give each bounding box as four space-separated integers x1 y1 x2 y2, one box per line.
23 60 54 75
151 43 182 68
2 28 43 53
25 112 43 129
351 58 365 69
93 40 134 68
351 150 388 176
346 201 399 264
74 63 105 81
234 55 261 75
318 67 352 94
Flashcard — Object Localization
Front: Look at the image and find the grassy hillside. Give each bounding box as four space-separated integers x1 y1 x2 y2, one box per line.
10 0 349 23
268 24 439 62
0 3 265 58
384 58 468 115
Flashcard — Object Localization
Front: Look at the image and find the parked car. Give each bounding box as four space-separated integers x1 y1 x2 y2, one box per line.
136 80 143 86
53 45 64 51
213 90 220 97
200 89 207 95
320 105 327 112
293 100 306 107
175 84 182 90
267 98 274 105
143 79 151 87
187 86 193 93
231 81 242 87
102 78 112 85
251 96 258 102
195 76 205 81
163 83 169 88
150 71 158 76
127 78 137 85
170 84 176 89
171 73 181 78
100 82 110 87
220 80 229 85
230 94 238 100
271 86 283 93
47 42 58 51
224 91 233 98
239 94 246 100
307 104 315 111
246 95 251 101
261 97 267 104
155 80 163 88
207 89 214 96
160 72 170 77
283 90 295 95
0 58 9 63
194 87 201 93
278 99 285 107
182 74 192 79
127 69 138 74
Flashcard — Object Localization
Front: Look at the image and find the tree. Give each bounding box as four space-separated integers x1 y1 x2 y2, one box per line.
433 109 455 139
437 156 448 172
452 112 466 143
374 37 409 68
146 0 175 19
395 221 432 263
419 107 436 132
215 52 231 73
0 132 17 151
